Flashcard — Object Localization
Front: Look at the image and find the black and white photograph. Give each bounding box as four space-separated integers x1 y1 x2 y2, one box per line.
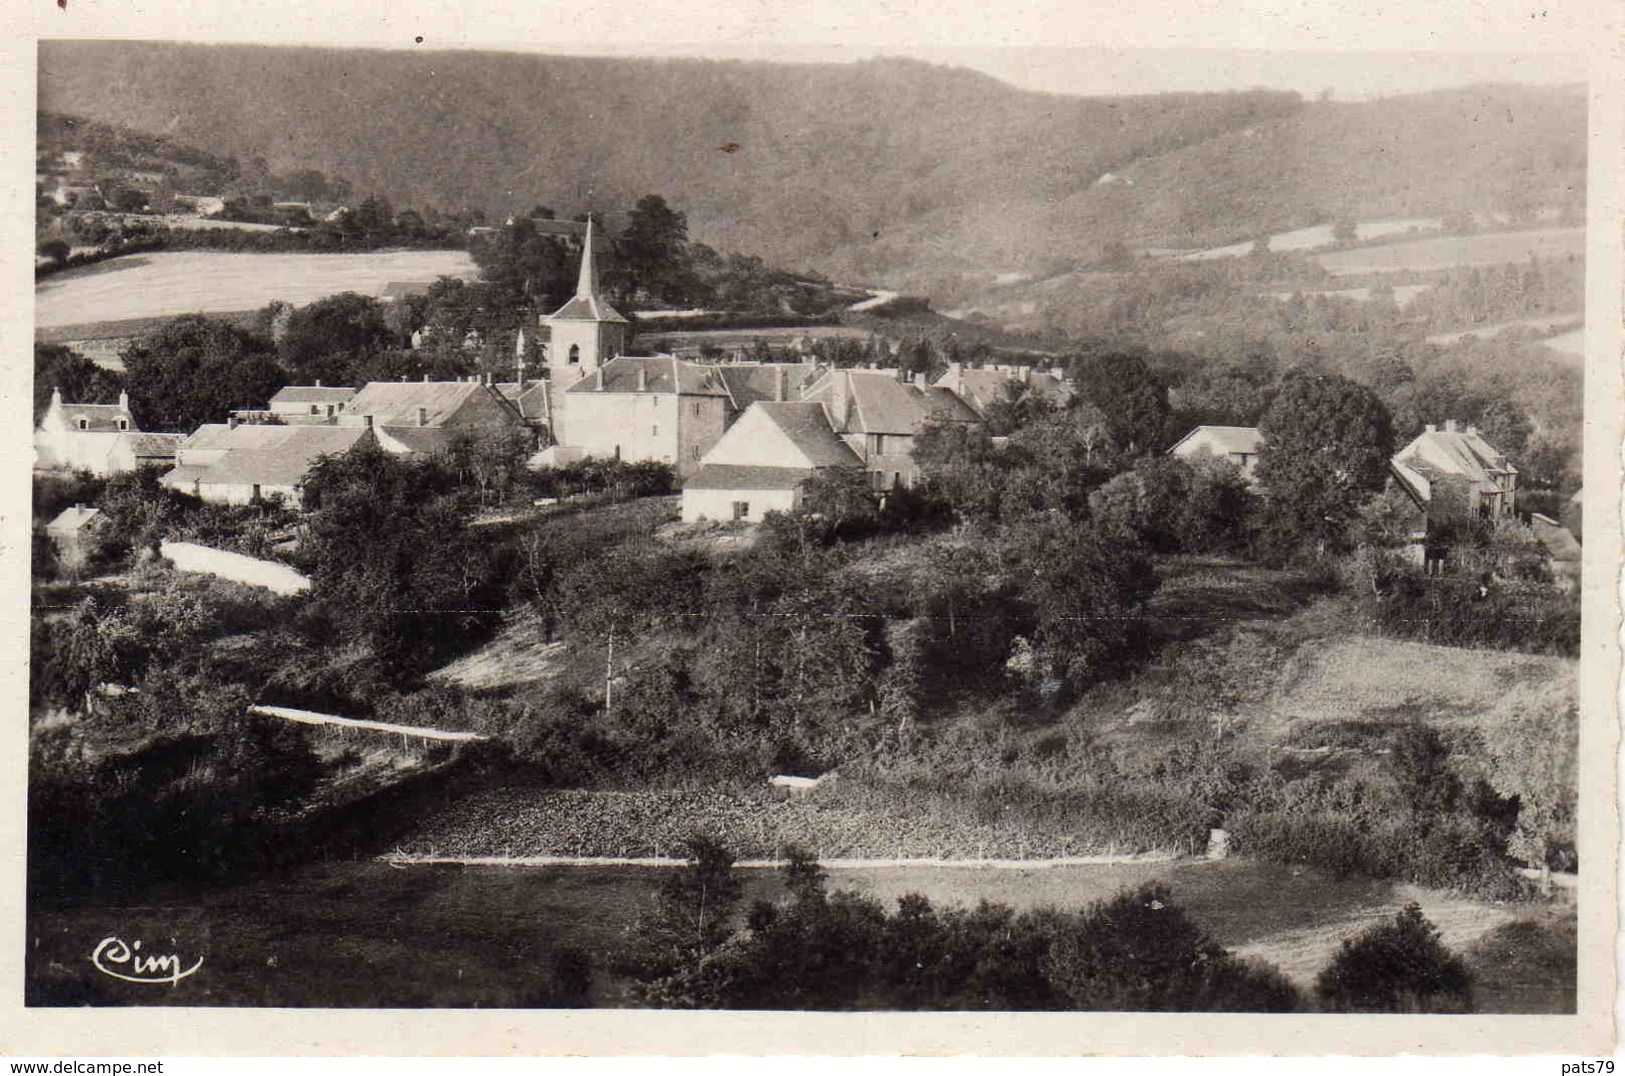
6 0 1619 1057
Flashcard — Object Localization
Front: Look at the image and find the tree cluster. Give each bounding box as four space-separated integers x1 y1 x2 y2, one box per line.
615 839 1474 1012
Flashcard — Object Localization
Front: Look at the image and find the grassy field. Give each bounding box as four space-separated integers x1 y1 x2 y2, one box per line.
1180 218 1443 261
1316 227 1583 276
25 855 1571 1009
36 249 479 330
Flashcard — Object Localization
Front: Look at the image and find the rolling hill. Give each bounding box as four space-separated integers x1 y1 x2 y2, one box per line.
39 41 1585 286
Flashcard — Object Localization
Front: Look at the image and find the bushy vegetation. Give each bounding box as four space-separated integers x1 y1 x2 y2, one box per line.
615 841 1305 1011
1316 903 1474 1012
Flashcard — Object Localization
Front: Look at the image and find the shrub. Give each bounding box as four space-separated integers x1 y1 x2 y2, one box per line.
1316 903 1474 1012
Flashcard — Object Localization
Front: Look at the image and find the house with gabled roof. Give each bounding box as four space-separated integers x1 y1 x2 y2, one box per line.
162 424 375 506
338 378 526 436
45 505 104 573
1389 420 1518 525
799 367 980 490
106 432 185 474
932 363 1072 415
1169 425 1265 483
35 388 149 476
267 383 357 423
560 355 735 477
682 401 865 523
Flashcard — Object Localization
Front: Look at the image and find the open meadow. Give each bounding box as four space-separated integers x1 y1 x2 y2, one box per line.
1316 227 1583 276
35 249 479 331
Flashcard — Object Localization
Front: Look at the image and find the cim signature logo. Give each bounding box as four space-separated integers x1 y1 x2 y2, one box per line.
90 936 203 986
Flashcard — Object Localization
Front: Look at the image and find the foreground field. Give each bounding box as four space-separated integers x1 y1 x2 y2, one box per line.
35 249 479 330
1316 227 1583 275
25 856 1572 1009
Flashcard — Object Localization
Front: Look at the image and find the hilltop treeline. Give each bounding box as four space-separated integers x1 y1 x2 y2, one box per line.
41 43 1583 281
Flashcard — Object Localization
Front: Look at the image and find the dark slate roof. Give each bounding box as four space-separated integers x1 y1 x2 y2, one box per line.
57 402 133 432
120 432 184 457
685 464 816 491
549 293 629 322
715 363 824 408
492 381 551 420
802 369 977 435
376 425 456 456
751 402 866 468
920 386 983 425
1530 514 1581 561
564 355 731 397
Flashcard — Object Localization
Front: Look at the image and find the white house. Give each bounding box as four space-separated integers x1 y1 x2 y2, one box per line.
681 401 865 523
35 389 144 476
1169 425 1265 482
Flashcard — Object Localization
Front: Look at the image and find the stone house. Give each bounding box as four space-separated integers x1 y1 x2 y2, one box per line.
681 401 865 523
799 367 981 490
1389 421 1518 525
45 505 103 574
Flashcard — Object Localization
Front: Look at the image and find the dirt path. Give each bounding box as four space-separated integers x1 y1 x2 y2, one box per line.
1230 883 1539 987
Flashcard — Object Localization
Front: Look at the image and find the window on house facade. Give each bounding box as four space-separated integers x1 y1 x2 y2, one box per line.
77 418 88 431
692 401 702 417
691 446 701 460
569 344 581 365
117 419 128 431
867 433 884 456
732 501 750 521
310 404 320 415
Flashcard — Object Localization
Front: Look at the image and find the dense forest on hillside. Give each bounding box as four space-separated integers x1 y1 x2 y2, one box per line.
39 42 1584 283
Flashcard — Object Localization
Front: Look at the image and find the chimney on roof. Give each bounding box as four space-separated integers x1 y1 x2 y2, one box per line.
775 365 788 402
423 373 430 382
118 390 129 410
1426 424 1437 433
1467 425 1479 435
595 367 605 391
637 365 648 392
315 379 322 388
1445 419 1457 433
227 416 238 430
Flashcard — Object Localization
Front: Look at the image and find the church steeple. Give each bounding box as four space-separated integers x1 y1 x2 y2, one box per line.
542 213 628 389
576 215 604 304
546 214 628 324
